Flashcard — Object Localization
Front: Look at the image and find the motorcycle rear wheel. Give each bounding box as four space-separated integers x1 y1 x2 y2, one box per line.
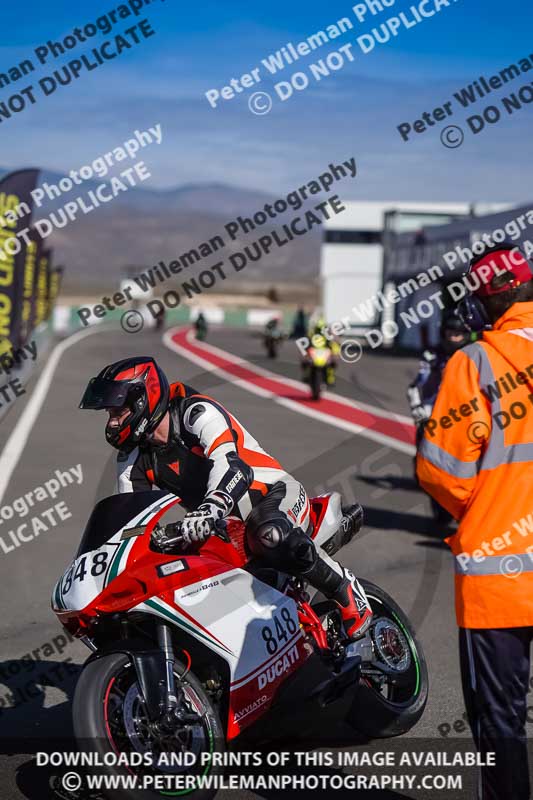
348 580 428 737
73 651 224 800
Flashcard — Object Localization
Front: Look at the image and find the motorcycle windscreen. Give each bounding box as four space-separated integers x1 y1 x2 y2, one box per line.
76 491 173 557
54 491 178 613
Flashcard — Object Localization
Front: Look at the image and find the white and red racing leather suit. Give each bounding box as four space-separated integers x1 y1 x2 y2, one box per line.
116 382 311 547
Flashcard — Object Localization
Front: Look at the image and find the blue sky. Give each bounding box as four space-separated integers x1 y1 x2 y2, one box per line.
1 0 532 202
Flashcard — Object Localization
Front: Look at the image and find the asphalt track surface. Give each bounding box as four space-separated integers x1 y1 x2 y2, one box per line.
0 324 482 799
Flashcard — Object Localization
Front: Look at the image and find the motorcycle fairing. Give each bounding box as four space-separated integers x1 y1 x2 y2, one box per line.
53 489 342 616
51 490 311 738
309 492 343 550
50 490 348 738
308 347 332 367
131 568 311 738
53 493 181 613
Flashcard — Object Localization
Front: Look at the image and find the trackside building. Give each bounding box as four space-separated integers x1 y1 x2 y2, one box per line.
320 202 471 334
380 202 530 348
320 201 513 348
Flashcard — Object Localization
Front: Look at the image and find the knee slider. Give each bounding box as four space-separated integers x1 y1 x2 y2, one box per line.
285 528 317 573
248 516 292 560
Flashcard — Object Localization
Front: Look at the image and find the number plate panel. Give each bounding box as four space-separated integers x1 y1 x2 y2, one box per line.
55 541 121 611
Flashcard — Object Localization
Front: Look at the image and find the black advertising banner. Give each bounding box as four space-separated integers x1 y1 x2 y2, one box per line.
46 265 63 321
0 169 40 356
34 248 51 328
20 229 42 346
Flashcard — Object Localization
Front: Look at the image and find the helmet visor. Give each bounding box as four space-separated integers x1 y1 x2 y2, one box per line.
79 377 136 410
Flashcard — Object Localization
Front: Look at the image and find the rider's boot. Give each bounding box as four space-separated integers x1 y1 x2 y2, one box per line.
332 567 373 639
302 556 373 640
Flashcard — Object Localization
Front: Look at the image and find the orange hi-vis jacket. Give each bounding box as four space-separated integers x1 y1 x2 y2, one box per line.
417 302 533 629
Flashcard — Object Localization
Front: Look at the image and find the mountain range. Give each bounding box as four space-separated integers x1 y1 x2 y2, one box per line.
4 170 322 294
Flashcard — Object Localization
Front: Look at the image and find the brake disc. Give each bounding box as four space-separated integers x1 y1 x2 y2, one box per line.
371 618 411 672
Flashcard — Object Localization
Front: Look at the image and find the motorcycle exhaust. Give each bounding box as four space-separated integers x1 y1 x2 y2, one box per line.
323 503 364 556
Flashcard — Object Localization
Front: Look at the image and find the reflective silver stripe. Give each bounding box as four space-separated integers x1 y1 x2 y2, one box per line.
455 552 533 575
463 343 533 471
481 442 533 469
419 437 479 478
508 328 533 342
465 629 477 690
418 343 485 479
424 343 533 477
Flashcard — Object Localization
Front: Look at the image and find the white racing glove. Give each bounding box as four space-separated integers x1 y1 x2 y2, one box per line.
181 492 232 545
412 405 430 425
180 506 216 546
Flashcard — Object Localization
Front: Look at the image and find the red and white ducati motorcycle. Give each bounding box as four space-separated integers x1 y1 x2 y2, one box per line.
52 490 428 799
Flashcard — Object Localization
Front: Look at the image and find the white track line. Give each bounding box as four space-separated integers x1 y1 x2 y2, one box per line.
0 326 107 504
163 328 415 457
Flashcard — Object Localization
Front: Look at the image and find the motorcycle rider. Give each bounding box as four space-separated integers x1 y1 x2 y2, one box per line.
79 357 373 640
194 312 208 341
303 316 340 387
264 316 283 340
264 316 283 358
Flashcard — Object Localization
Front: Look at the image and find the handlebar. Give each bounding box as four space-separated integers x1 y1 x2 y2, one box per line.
151 518 229 552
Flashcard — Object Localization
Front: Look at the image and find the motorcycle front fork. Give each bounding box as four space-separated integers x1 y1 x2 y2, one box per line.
157 623 178 712
156 624 203 728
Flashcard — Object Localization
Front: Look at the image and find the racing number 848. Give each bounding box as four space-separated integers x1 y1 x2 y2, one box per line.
62 552 109 594
261 608 298 655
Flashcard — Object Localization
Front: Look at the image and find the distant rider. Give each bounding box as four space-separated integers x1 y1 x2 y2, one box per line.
303 316 340 387
194 312 208 341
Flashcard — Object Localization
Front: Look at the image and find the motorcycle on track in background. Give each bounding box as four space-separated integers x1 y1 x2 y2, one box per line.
52 491 428 800
303 341 336 400
263 318 284 359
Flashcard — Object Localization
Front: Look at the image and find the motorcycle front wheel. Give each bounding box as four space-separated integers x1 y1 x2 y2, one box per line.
73 652 225 800
310 367 321 401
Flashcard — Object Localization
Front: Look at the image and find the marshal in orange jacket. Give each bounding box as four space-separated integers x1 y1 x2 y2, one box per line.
416 302 533 628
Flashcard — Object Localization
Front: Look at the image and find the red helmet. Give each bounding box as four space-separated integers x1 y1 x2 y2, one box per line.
79 357 170 450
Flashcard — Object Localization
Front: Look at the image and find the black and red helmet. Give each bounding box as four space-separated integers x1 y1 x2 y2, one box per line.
79 357 170 450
